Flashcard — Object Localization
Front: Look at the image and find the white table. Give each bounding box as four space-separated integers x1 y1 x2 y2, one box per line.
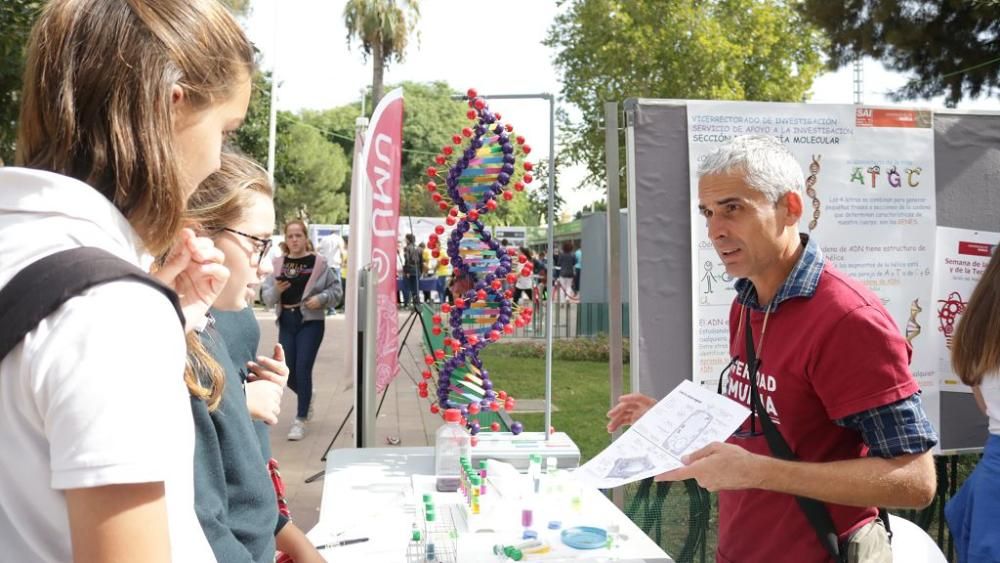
309 447 674 562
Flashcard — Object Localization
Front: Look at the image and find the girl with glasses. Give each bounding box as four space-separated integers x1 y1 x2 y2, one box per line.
185 152 323 562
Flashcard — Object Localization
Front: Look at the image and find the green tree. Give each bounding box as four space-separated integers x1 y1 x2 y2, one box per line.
545 0 825 186
273 113 350 225
524 157 564 226
230 70 273 166
299 81 468 219
300 104 364 158
397 81 467 218
0 0 248 165
343 0 420 106
574 198 608 220
800 0 1000 106
221 0 251 15
298 81 548 226
0 1 41 164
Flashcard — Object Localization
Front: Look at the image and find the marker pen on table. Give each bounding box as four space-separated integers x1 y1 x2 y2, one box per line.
316 537 369 550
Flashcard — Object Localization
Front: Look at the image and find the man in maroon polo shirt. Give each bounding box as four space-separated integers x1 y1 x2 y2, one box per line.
608 135 937 562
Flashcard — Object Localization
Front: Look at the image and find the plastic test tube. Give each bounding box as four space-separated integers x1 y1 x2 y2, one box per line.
479 460 488 495
471 475 481 514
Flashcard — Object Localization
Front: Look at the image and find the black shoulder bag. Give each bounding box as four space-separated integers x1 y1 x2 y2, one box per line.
0 247 184 360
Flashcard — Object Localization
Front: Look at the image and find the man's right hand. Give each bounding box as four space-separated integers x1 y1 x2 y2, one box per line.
607 393 658 432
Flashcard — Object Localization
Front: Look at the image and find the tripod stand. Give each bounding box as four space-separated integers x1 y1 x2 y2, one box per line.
304 301 437 483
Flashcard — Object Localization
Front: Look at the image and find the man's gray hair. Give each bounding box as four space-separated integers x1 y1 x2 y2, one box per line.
696 135 804 202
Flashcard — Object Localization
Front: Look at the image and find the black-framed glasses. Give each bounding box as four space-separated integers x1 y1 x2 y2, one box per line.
716 355 764 438
220 227 272 265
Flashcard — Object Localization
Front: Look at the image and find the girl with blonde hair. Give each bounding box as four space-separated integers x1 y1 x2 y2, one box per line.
0 0 254 560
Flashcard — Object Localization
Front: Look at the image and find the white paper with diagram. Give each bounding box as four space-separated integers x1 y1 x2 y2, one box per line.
575 380 750 489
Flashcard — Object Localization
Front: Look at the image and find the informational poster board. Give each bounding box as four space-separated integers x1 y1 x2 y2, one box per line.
931 227 999 393
309 223 348 249
685 101 937 401
492 226 527 249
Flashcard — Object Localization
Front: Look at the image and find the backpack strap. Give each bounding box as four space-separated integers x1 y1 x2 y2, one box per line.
0 247 185 360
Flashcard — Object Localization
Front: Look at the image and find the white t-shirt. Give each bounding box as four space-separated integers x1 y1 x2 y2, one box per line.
980 375 1000 436
0 168 214 562
318 235 343 271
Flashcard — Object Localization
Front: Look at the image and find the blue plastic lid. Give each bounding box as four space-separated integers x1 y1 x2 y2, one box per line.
548 520 562 530
522 529 537 540
561 526 608 549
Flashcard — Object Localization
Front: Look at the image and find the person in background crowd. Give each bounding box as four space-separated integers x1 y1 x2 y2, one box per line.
608 135 936 563
0 0 252 560
401 233 422 307
556 241 578 302
435 238 451 304
534 248 548 303
339 236 348 309
514 247 535 304
420 241 435 303
573 243 582 293
262 220 341 441
945 248 1000 563
317 233 344 315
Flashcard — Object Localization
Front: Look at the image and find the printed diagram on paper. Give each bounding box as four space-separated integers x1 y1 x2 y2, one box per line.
576 381 750 489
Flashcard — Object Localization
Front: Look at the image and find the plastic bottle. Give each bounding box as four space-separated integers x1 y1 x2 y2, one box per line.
435 408 471 492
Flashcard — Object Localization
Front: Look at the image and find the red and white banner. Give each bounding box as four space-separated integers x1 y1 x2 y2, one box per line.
363 88 404 391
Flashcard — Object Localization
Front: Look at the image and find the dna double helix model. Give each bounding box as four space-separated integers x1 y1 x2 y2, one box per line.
420 88 535 439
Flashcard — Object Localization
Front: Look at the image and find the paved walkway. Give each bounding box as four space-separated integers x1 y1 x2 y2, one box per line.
257 307 439 532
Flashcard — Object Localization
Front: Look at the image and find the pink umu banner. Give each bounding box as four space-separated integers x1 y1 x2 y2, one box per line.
365 88 404 392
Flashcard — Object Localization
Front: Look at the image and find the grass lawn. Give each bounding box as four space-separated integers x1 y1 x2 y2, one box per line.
476 347 628 463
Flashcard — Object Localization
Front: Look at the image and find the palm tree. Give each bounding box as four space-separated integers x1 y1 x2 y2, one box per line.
343 0 420 107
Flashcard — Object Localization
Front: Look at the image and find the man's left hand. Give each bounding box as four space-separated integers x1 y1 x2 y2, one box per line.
654 441 766 492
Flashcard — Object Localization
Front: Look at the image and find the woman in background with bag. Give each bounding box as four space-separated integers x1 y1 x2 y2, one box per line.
262 220 341 441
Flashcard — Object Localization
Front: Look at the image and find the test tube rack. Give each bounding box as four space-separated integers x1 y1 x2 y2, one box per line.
406 501 459 562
